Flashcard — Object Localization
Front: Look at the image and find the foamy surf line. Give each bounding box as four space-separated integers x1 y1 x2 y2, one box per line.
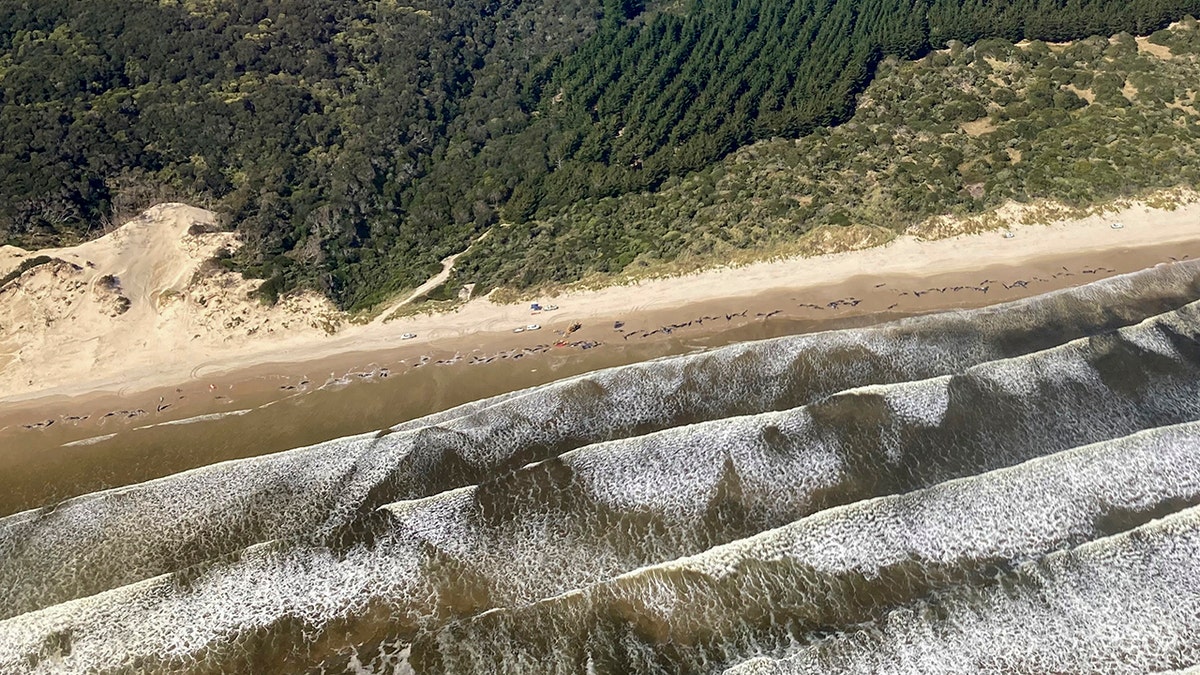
728 503 1200 674
8 297 1200 673
6 371 1200 673
409 421 1200 674
1 262 1199 623
132 409 253 431
378 303 1200 666
60 433 118 448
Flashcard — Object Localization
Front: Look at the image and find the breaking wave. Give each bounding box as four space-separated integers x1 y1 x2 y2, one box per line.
3 261 1200 674
413 421 1200 673
727 502 1200 674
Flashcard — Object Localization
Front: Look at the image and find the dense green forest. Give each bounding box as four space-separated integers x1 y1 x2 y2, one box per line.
454 21 1200 292
2 0 1199 308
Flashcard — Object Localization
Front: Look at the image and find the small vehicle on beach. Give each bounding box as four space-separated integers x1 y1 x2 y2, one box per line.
1111 222 1125 229
513 327 525 333
526 324 541 331
545 304 559 311
401 333 417 340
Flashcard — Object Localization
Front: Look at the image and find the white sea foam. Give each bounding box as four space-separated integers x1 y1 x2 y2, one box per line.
2 261 1200 664
0 536 426 672
414 422 1200 673
725 502 1200 674
60 433 118 448
387 305 1200 637
879 377 951 427
1122 320 1182 357
12 416 1200 675
133 409 252 430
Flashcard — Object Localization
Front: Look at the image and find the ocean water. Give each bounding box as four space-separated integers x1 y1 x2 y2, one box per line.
727 501 1200 674
414 421 1200 673
3 261 1200 673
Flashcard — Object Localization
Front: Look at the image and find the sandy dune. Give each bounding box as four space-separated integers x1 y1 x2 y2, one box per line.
1 195 1198 404
0 204 339 400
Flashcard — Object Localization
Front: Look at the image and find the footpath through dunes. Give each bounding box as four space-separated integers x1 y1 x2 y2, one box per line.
727 503 1200 675
410 421 1200 674
4 262 1199 620
7 298 1200 672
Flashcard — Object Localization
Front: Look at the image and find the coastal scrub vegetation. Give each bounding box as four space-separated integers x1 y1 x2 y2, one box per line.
1 0 1199 307
0 255 56 289
453 20 1200 292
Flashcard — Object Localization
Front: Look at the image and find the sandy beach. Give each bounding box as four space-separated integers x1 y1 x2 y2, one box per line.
0 194 1198 514
3 196 1198 409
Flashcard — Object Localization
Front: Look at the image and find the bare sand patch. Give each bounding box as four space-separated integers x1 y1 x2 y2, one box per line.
0 204 339 400
1136 36 1175 59
2 191 1199 406
960 117 996 136
1064 83 1096 104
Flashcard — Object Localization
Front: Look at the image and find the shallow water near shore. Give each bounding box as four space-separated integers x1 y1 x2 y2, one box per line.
4 259 1200 674
0 312 884 516
3 240 1196 517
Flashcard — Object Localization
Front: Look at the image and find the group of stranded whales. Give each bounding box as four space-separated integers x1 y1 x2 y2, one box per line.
2 261 1200 673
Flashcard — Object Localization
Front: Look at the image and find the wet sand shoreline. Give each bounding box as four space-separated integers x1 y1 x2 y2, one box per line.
4 198 1199 406
1 239 1196 516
